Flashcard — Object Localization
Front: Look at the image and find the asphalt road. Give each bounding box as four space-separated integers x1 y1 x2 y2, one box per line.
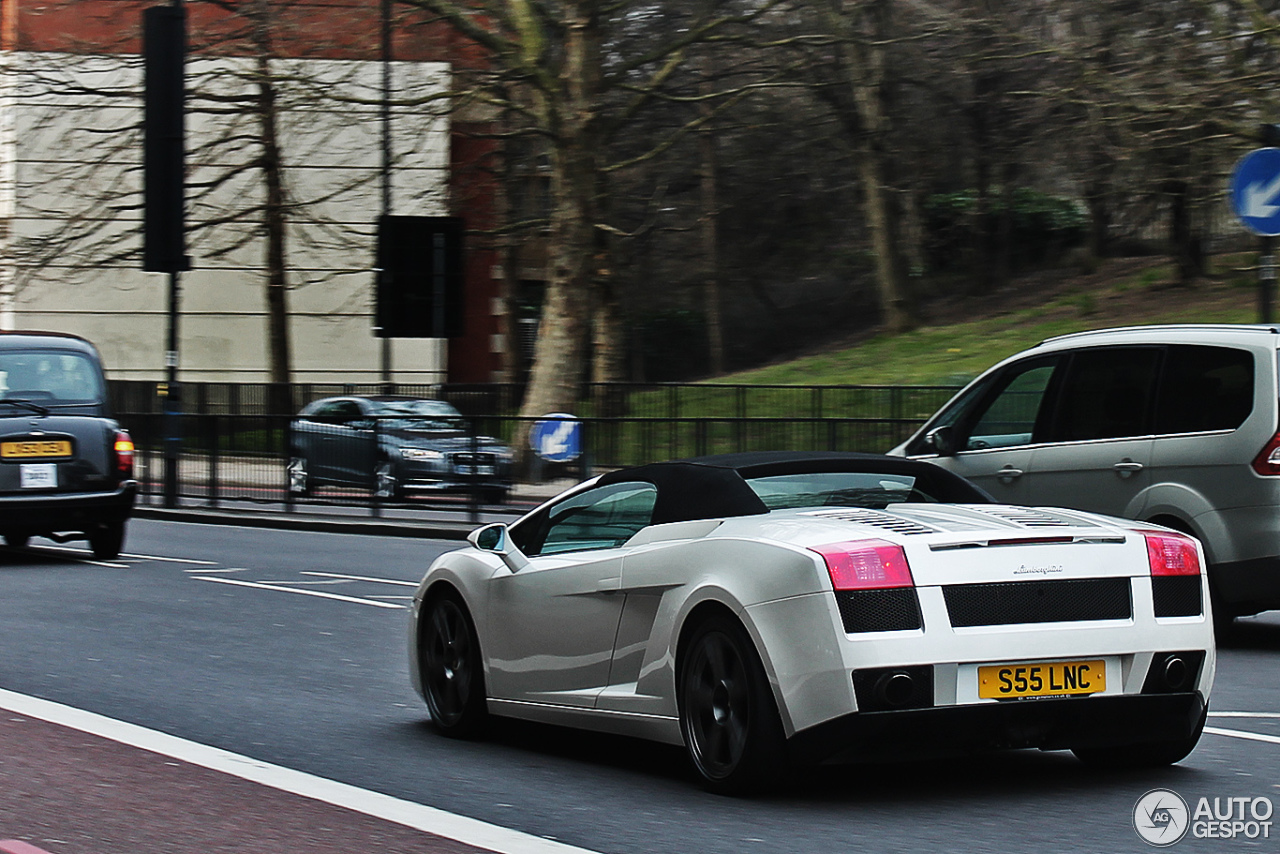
2 519 1279 853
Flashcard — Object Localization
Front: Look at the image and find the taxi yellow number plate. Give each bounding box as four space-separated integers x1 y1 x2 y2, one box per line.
1 440 72 459
978 659 1105 699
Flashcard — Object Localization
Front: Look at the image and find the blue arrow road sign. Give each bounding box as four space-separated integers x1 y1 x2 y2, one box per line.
1231 148 1280 236
530 413 582 463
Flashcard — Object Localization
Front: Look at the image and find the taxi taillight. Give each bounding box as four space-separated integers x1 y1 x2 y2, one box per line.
1141 531 1201 576
113 430 135 478
811 539 914 590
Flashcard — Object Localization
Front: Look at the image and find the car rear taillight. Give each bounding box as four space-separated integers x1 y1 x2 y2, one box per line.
1252 431 1280 475
811 539 914 590
1142 532 1201 576
113 430 134 478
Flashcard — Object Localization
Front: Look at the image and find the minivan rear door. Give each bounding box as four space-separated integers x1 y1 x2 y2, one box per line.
1021 346 1161 518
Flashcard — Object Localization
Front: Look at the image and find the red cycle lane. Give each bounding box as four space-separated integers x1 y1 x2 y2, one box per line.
0 695 595 854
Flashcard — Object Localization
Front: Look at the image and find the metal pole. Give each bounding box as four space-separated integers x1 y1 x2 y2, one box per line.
379 0 393 390
1261 236 1276 325
162 0 185 508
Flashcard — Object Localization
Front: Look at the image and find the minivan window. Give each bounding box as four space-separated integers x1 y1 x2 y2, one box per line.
1153 345 1253 434
1048 347 1161 442
965 360 1058 450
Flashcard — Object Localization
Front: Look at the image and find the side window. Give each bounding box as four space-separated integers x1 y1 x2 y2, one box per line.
963 359 1059 451
516 482 658 557
1047 347 1161 442
1153 345 1254 434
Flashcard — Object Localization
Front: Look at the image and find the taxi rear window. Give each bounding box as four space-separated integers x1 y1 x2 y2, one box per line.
0 350 105 405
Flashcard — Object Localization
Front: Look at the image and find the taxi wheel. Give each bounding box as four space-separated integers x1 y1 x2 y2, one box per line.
3 533 30 548
419 591 488 738
678 614 787 795
1072 708 1207 768
89 521 125 561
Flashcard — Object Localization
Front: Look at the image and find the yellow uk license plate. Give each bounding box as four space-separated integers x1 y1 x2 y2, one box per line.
978 659 1106 699
1 440 72 459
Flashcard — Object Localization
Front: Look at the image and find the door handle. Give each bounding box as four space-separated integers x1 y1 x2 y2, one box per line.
1113 460 1144 474
997 467 1024 481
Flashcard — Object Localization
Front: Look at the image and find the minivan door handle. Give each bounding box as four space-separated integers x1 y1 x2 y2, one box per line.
1113 460 1145 475
996 466 1024 482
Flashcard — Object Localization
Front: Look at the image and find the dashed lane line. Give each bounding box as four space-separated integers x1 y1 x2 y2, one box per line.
0 688 600 854
1208 711 1280 719
194 576 405 610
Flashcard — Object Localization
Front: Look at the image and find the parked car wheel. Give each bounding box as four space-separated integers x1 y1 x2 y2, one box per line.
373 459 403 500
88 520 125 560
287 455 312 496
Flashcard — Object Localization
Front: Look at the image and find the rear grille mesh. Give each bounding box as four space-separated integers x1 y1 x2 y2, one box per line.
804 508 937 535
944 578 1132 627
970 507 1080 528
836 588 923 633
1152 576 1203 617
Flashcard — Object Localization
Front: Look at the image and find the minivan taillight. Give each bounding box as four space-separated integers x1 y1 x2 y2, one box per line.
113 430 134 478
1142 532 1201 576
1252 431 1280 475
811 539 914 590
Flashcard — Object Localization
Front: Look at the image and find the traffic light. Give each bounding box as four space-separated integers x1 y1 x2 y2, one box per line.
142 5 189 273
375 215 465 338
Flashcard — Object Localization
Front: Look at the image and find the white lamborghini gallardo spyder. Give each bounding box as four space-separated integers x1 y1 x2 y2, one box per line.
409 452 1214 794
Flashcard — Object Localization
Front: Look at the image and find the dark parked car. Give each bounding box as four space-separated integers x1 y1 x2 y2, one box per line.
288 396 513 502
0 331 136 559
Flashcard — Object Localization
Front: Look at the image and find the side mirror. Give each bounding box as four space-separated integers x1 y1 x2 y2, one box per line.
467 523 529 572
926 425 957 456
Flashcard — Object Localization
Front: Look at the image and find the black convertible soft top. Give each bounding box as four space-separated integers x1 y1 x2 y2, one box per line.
596 451 992 526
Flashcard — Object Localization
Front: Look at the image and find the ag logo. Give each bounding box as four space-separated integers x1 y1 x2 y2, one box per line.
1134 788 1190 846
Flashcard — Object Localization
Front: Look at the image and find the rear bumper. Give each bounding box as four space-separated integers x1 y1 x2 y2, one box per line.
786 691 1207 766
0 481 137 534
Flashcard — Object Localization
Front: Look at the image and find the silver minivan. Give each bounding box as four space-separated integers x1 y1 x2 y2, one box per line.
892 324 1280 626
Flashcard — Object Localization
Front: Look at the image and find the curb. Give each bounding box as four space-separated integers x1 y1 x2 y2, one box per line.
132 507 477 540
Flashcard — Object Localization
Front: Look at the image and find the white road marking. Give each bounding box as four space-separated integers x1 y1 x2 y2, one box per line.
195 576 405 610
301 571 419 587
34 545 217 566
1205 726 1280 746
1209 711 1280 719
0 688 600 854
183 567 247 574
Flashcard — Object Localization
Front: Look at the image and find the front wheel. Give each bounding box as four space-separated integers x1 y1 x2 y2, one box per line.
678 615 787 795
1072 708 1207 768
418 592 488 737
89 521 125 561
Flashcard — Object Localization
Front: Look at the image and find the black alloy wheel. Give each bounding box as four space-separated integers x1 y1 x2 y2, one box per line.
419 592 487 737
678 615 786 795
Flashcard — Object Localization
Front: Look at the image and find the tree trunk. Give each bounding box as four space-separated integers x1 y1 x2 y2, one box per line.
253 2 291 393
838 0 914 333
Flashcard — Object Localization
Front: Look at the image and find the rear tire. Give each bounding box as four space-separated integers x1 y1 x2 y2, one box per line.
89 521 125 561
1072 708 1207 768
678 614 787 795
418 591 488 738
